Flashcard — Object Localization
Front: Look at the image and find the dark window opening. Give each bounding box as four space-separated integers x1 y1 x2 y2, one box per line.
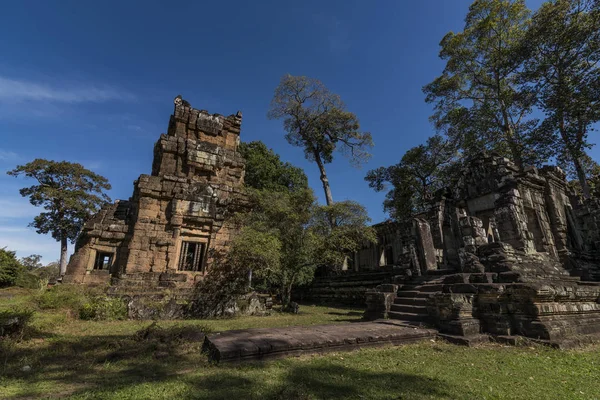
178 241 205 271
94 252 113 270
385 246 394 266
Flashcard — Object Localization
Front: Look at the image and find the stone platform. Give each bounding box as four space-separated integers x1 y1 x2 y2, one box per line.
202 320 436 362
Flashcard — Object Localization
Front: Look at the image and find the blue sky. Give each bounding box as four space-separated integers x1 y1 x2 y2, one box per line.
0 0 581 263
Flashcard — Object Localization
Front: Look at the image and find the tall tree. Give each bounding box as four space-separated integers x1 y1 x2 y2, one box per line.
268 75 373 206
231 187 318 307
365 135 459 221
524 0 600 198
8 160 111 276
231 144 376 305
424 0 542 169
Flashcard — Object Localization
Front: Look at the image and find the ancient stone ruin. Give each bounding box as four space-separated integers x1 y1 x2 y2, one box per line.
352 154 600 346
63 96 600 345
63 96 246 290
301 154 600 345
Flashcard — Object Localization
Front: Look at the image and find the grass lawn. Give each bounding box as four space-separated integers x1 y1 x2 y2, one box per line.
1 287 600 400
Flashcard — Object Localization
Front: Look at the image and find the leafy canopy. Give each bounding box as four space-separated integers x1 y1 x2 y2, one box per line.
268 75 373 167
311 201 378 268
523 0 600 196
365 135 459 221
239 141 308 192
20 254 43 271
423 0 544 169
7 159 111 243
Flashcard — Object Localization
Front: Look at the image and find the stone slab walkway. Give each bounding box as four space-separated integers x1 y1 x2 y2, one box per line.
202 320 436 362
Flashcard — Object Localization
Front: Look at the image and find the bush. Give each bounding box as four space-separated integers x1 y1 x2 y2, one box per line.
0 308 34 338
188 250 251 318
14 272 43 290
79 296 128 321
0 248 23 288
35 285 87 310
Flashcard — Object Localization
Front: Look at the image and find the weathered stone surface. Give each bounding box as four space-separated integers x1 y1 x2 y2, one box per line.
202 320 436 362
64 96 246 290
364 284 398 320
343 153 600 345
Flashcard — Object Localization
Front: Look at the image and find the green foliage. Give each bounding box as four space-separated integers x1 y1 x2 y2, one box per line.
35 285 87 310
19 254 42 271
190 250 255 318
230 187 318 306
32 261 60 283
366 135 460 221
523 0 600 197
231 187 376 304
7 159 112 273
311 201 378 268
423 0 544 169
0 248 24 288
239 141 308 192
268 75 373 205
14 272 42 290
7 159 112 242
79 296 128 321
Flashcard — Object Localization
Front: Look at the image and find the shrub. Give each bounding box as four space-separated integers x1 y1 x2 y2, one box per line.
0 248 23 288
188 250 250 318
79 296 128 321
14 272 42 290
35 285 87 310
0 308 34 338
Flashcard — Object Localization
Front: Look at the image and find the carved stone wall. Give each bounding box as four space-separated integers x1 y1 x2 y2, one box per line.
356 153 600 343
63 96 245 289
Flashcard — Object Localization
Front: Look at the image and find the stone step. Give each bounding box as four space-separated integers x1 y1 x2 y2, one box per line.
424 268 457 276
408 284 444 293
390 304 428 314
388 311 430 322
396 291 432 299
394 297 428 306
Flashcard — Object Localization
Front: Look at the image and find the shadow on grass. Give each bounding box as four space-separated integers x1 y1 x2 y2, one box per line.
1 325 455 399
1 324 207 399
184 363 453 399
326 311 363 317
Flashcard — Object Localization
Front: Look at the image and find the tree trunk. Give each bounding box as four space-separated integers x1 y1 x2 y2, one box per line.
558 114 591 198
281 279 289 307
573 155 591 199
59 237 68 276
501 111 523 170
313 150 334 206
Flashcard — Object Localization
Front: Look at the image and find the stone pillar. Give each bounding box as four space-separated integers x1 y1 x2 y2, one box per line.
413 218 437 273
364 284 398 320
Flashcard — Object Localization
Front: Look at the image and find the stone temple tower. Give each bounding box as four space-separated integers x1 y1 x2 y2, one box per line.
63 96 246 289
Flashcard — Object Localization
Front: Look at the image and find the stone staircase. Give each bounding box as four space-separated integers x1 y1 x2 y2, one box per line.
387 270 453 325
297 269 397 306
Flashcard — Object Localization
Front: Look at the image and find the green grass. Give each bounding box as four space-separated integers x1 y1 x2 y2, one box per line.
1 287 599 400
